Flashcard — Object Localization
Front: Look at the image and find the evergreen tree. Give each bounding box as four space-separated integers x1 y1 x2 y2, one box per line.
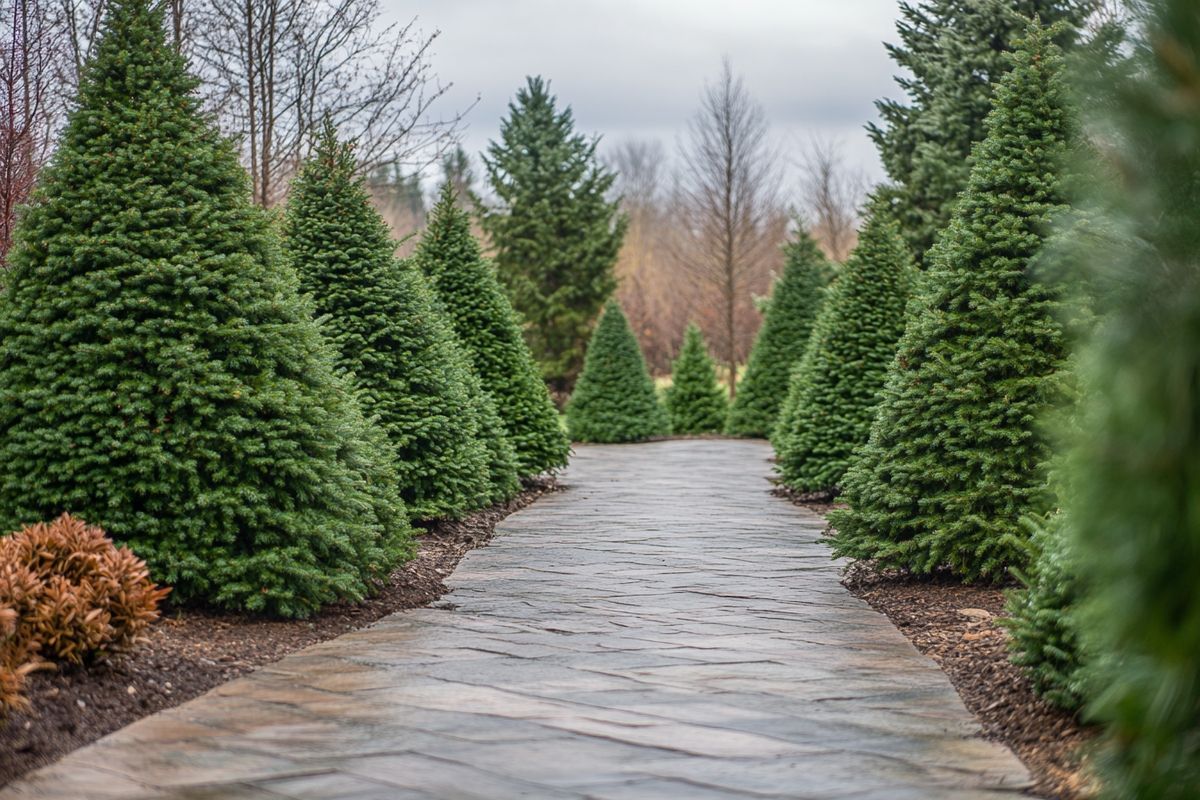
457 364 523 505
283 124 517 520
664 324 727 435
483 76 627 392
1060 2 1200 792
567 300 667 443
830 21 1071 581
1003 511 1085 711
772 208 912 493
871 0 1088 265
0 0 411 617
727 232 832 437
415 184 570 476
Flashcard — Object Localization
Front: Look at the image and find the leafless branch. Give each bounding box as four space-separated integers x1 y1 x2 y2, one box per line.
0 0 58 267
796 135 866 262
672 58 785 395
190 0 465 206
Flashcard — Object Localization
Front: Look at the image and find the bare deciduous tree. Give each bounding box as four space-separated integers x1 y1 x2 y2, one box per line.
797 135 865 262
606 138 696 374
673 58 784 397
191 0 463 206
55 0 106 89
0 0 57 267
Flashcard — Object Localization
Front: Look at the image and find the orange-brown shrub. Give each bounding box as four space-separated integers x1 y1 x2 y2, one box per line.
0 600 38 714
0 514 169 714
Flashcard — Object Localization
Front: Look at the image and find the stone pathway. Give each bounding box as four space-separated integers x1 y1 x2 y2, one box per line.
2 440 1030 799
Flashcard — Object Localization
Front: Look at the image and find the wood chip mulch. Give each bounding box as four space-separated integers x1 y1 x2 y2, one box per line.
0 476 560 788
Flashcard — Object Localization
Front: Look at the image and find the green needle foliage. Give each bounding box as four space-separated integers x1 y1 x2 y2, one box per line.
415 184 570 477
0 0 411 617
772 208 912 493
283 124 516 520
830 21 1071 581
664 324 727 435
1061 2 1200 793
871 0 1088 265
456 363 523 506
1003 510 1085 711
567 300 667 443
727 232 832 437
483 76 627 392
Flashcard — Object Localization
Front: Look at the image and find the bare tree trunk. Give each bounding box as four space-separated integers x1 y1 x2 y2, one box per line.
674 59 783 398
0 0 56 268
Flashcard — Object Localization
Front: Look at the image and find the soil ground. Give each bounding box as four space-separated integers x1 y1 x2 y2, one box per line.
0 477 558 788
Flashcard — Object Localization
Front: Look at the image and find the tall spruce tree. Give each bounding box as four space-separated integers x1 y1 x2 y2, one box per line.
482 76 627 392
871 0 1088 265
283 125 517 520
727 232 833 437
772 208 912 493
665 324 727 435
1060 2 1200 792
567 300 667 443
830 21 1071 581
415 184 570 476
0 0 411 617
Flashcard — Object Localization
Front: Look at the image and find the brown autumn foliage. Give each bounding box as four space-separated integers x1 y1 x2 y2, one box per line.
0 514 169 715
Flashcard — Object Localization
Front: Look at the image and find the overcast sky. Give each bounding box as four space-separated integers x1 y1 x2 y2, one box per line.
383 0 904 197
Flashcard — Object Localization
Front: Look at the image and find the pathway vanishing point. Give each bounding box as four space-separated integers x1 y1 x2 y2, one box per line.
2 440 1030 799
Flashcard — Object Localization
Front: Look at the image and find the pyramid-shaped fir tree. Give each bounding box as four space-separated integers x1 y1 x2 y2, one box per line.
665 324 727 435
0 0 411 617
773 206 912 493
567 300 668 443
282 124 518 519
830 21 1071 581
414 185 570 477
727 232 832 437
1045 1 1200 791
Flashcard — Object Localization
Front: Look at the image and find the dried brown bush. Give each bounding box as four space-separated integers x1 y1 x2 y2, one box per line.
0 514 169 714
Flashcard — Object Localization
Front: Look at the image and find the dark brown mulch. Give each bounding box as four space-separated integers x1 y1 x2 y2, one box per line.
843 566 1099 799
770 483 846 516
0 477 560 788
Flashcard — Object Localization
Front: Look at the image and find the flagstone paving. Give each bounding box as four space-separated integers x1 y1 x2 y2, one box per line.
2 439 1030 799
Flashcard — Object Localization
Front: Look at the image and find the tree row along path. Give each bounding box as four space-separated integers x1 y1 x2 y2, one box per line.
2 440 1029 799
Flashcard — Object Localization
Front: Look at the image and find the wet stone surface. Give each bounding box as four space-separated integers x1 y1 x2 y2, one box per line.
1 440 1030 799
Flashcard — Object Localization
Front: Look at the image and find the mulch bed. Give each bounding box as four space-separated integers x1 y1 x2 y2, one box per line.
770 484 844 516
775 489 1098 799
0 477 559 788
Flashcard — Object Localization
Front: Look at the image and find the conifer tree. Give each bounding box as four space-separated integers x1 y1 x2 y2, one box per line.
830 21 1071 581
727 232 832 437
772 208 912 493
871 0 1088 265
483 76 627 392
0 0 411 617
664 324 727 435
567 300 667 443
1003 511 1085 711
283 125 517 520
1058 2 1200 792
415 184 570 476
